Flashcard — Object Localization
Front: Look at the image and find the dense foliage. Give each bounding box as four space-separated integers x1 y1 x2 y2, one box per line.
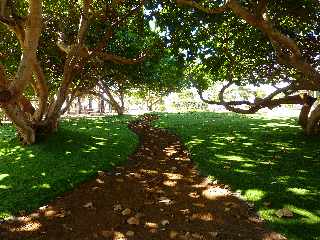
0 0 320 143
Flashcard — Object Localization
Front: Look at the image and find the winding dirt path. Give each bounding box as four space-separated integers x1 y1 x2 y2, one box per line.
0 115 286 240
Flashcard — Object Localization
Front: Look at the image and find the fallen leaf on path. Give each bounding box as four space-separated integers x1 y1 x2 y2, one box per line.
134 212 144 218
192 233 203 239
113 204 122 211
127 217 140 225
209 232 219 237
101 230 113 238
161 219 170 226
83 202 94 209
114 231 127 240
121 208 132 216
126 231 135 237
96 178 104 184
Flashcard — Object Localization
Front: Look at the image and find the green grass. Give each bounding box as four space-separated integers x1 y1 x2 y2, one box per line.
155 112 320 240
0 115 138 219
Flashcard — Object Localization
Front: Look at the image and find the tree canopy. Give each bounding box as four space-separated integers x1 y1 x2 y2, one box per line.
0 0 320 144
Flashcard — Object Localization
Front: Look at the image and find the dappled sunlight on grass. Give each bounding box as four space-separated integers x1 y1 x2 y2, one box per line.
156 112 320 240
244 189 266 202
0 116 138 219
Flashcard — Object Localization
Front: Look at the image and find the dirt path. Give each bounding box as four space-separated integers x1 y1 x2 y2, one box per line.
0 115 286 240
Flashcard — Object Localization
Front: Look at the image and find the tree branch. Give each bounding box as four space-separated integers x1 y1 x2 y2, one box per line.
256 0 268 18
197 80 312 114
176 0 228 14
99 52 147 65
178 0 320 87
77 0 91 45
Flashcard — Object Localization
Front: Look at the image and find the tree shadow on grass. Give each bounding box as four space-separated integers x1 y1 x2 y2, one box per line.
157 112 320 240
0 117 137 218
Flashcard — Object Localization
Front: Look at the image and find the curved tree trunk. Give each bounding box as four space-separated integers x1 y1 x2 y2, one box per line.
98 81 125 115
305 104 320 136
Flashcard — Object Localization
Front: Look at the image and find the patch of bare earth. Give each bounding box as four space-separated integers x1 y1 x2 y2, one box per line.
0 115 286 240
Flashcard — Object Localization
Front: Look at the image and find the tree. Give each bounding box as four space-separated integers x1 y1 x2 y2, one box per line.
93 45 184 114
174 0 320 135
0 0 151 144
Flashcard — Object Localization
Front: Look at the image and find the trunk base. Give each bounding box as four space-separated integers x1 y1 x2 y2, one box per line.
17 119 59 144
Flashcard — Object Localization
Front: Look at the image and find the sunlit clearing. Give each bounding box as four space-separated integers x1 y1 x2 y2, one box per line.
202 187 231 200
245 189 266 202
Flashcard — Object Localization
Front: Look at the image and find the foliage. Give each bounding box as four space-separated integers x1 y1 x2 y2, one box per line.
155 112 320 240
145 1 320 135
0 115 138 218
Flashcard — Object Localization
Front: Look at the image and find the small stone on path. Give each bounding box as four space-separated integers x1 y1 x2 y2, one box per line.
127 217 140 225
126 231 135 237
113 204 122 211
121 208 132 216
83 202 94 209
209 232 219 237
161 219 170 226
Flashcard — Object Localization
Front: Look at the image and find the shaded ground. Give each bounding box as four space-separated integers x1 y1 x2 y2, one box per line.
155 112 320 240
0 116 138 219
0 115 286 240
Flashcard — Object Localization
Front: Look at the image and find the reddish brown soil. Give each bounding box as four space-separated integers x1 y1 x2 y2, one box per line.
0 115 286 240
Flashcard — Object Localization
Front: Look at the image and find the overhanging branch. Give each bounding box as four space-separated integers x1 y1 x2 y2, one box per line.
176 0 228 14
197 81 315 114
99 52 147 65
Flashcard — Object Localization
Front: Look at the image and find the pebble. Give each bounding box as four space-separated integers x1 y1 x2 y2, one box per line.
161 219 170 226
126 231 135 237
121 208 132 216
127 217 140 225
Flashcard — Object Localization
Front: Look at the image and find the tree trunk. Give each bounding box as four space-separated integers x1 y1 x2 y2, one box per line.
100 98 105 113
305 104 320 135
88 97 93 111
77 97 82 114
98 82 125 115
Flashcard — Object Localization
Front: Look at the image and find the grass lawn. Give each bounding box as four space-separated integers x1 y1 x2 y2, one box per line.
0 115 138 219
155 112 320 240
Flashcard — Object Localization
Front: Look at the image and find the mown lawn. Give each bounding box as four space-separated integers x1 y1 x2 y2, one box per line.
155 112 320 240
0 116 138 219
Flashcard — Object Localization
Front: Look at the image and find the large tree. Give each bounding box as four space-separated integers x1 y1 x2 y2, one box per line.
176 0 320 135
0 0 152 144
148 0 320 135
